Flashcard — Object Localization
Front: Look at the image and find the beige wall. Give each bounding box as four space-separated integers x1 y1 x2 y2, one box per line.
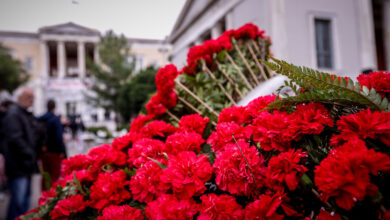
131 43 170 68
1 39 41 80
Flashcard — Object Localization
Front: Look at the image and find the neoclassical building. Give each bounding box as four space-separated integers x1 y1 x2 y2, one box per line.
0 22 170 126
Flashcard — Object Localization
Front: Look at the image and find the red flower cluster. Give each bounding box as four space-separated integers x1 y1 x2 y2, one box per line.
130 161 169 203
218 106 249 124
128 138 166 168
207 122 252 152
89 170 132 210
315 140 390 210
145 194 198 220
182 23 268 74
251 103 333 152
244 194 284 220
265 149 308 191
139 120 177 138
199 194 244 220
129 114 153 132
87 144 127 174
179 113 209 134
332 109 390 146
244 95 277 122
164 132 205 155
213 140 265 196
98 205 143 220
357 71 390 98
161 151 212 199
50 195 88 220
61 154 91 176
234 23 265 40
251 111 297 152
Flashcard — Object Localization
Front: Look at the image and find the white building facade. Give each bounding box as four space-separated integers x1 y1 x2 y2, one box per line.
0 22 170 126
168 0 390 78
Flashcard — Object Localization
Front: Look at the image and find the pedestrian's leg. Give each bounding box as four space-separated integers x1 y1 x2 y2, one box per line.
6 176 30 220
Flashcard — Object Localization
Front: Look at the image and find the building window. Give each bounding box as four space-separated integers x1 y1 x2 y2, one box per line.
66 101 77 116
24 56 33 73
135 55 144 73
315 18 333 69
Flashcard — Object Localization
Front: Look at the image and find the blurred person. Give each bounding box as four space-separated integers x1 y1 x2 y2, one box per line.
38 99 67 189
1 87 39 220
0 100 13 196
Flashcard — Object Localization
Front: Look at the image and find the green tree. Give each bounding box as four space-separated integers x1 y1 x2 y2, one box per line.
118 66 157 122
86 30 134 121
0 44 28 92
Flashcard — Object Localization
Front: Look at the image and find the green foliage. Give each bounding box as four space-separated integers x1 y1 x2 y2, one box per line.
0 44 29 92
117 66 157 121
263 57 390 111
86 30 134 118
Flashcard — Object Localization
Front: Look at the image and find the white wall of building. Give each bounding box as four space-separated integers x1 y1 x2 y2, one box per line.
169 0 380 78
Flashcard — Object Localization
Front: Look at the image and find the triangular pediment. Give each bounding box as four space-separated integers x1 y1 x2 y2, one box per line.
39 22 100 36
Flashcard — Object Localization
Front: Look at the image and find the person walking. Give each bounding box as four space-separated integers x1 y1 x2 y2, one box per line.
38 99 67 189
1 87 39 220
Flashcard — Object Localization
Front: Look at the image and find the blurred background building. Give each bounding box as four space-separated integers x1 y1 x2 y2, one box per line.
0 22 171 127
168 0 390 78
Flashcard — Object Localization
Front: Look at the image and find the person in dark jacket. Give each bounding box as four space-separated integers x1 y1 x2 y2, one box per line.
1 87 37 220
38 99 67 189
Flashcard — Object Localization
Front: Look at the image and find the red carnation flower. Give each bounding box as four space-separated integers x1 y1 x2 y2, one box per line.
155 64 179 95
213 140 265 196
161 151 212 199
50 194 88 220
244 194 284 220
146 94 167 117
315 141 390 210
145 194 198 220
216 30 234 50
38 189 56 206
61 154 91 176
245 95 277 122
128 138 166 168
179 114 209 134
291 103 334 136
130 161 170 203
251 111 298 152
89 170 131 210
265 149 308 191
199 193 244 220
140 120 177 138
218 106 249 124
316 209 342 220
111 132 134 150
98 205 143 220
87 144 127 174
207 122 252 152
333 109 390 146
129 114 153 132
357 71 390 98
234 23 264 40
164 132 204 155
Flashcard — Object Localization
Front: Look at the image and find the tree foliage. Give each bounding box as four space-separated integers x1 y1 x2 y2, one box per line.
0 44 28 92
118 66 157 122
86 30 134 118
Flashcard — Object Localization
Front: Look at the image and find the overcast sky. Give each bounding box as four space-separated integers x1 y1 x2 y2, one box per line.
0 0 185 39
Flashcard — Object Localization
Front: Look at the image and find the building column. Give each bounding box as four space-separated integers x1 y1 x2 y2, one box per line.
225 11 234 29
57 41 66 78
40 41 49 78
356 0 378 70
78 41 86 78
270 0 289 60
94 44 100 64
